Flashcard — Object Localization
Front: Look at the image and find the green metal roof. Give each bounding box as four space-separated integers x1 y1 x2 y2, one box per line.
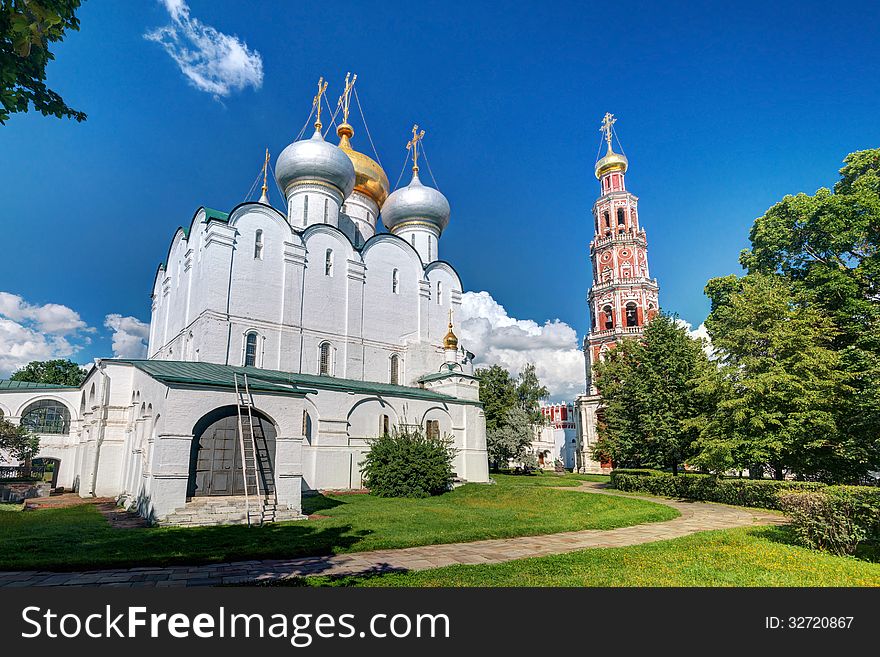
108 360 475 404
0 380 80 391
203 207 229 223
418 368 479 384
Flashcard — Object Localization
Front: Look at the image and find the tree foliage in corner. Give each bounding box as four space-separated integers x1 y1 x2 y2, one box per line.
695 274 842 480
0 417 40 474
592 313 711 474
476 363 548 469
732 149 880 482
10 359 85 386
1 0 86 124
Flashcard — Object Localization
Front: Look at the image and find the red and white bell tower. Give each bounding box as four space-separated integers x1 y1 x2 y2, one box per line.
575 113 660 472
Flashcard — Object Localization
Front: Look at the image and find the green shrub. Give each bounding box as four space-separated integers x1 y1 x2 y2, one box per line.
779 488 880 556
360 426 457 498
610 469 825 510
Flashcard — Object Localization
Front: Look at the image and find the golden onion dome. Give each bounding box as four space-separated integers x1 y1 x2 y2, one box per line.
443 322 459 350
337 123 390 207
594 146 628 179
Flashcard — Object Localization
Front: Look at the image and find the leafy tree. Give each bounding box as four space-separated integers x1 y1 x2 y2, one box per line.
486 407 534 469
737 150 880 481
1 0 86 124
695 274 843 480
0 417 40 476
10 359 85 386
475 365 518 434
516 363 548 425
593 313 710 473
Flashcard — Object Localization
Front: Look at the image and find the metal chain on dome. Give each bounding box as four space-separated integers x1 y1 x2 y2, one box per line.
392 145 411 190
295 100 317 141
242 166 263 202
419 140 441 191
352 86 385 169
267 160 284 202
322 93 343 139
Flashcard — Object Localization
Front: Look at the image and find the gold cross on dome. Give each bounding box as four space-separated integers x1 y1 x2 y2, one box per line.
338 71 357 125
406 124 426 172
313 76 328 130
261 147 270 195
600 112 617 150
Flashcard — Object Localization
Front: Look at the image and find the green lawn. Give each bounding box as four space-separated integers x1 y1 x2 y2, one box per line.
492 472 611 487
298 526 880 587
0 478 674 571
0 503 23 512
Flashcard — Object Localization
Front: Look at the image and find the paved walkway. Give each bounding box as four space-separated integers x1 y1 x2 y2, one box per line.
0 483 785 588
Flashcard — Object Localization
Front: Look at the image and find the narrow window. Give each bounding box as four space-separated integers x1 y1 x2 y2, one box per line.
428 235 433 261
437 281 443 305
341 203 347 215
617 208 626 226
303 195 309 222
323 198 329 223
603 305 614 330
426 419 440 440
603 211 610 228
302 410 308 436
319 342 331 375
390 354 400 385
411 234 416 247
392 268 399 294
325 249 333 276
244 332 258 366
254 229 263 259
381 414 390 436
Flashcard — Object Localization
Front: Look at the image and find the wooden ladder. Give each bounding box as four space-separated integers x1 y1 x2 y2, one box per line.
234 372 263 526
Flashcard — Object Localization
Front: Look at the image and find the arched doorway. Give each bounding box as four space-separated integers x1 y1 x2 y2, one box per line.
31 457 60 488
187 406 277 497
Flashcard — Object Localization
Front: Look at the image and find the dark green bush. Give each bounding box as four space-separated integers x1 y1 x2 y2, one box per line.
610 469 825 510
360 426 457 498
779 488 880 555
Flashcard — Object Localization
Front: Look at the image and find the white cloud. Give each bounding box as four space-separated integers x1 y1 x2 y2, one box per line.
145 0 263 98
675 318 715 358
0 292 92 377
459 291 586 402
104 315 150 359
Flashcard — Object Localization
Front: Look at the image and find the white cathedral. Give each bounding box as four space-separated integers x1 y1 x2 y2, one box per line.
0 77 490 525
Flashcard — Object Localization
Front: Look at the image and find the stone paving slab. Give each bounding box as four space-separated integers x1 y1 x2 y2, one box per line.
0 482 785 587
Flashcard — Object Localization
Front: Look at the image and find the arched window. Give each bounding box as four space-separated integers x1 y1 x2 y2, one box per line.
603 211 610 228
20 399 70 435
625 302 639 327
603 305 614 330
303 195 309 222
244 332 258 367
380 414 390 436
437 281 443 305
390 354 400 385
617 207 626 226
425 419 440 440
302 411 312 443
411 234 416 247
323 198 329 223
325 249 333 276
392 268 399 294
254 229 263 259
319 342 331 375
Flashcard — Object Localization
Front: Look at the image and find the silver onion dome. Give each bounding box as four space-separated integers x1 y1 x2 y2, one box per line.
381 171 450 233
274 128 356 199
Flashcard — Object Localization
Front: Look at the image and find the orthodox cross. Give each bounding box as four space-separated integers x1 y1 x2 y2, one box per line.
261 148 270 197
600 112 616 151
406 124 426 172
313 76 328 130
338 71 357 125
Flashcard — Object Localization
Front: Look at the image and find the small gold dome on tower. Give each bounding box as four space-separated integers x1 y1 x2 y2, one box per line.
443 321 459 350
594 147 629 179
337 123 390 207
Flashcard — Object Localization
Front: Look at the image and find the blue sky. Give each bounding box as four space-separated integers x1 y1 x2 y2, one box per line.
1 0 878 395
